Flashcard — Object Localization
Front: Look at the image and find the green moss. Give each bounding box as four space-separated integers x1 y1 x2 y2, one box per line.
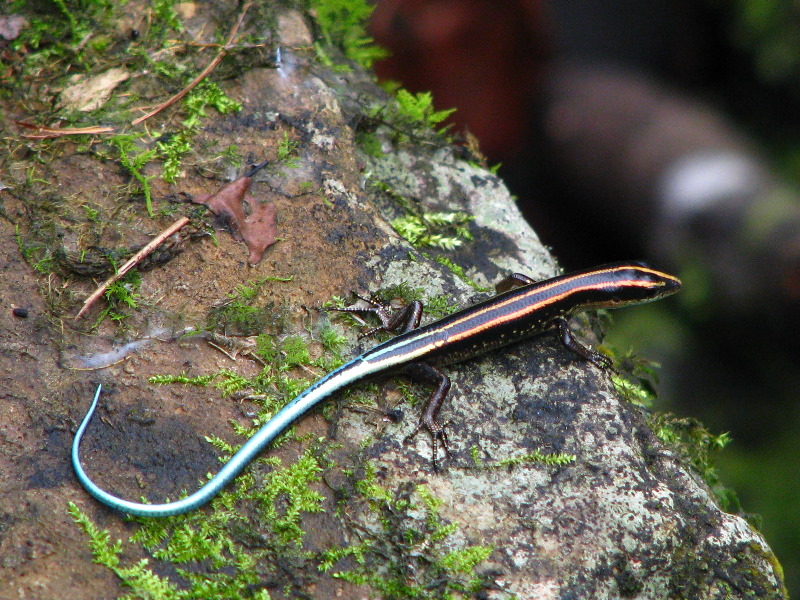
8 0 245 219
376 281 425 305
439 545 494 575
68 502 123 567
608 348 664 408
352 460 393 503
356 130 384 157
319 324 348 358
611 373 656 408
150 0 183 36
370 179 474 251
309 0 387 69
207 280 285 335
467 444 576 470
422 293 462 319
109 135 158 216
257 449 326 546
275 131 301 167
149 373 217 386
391 211 474 250
362 87 456 146
324 476 496 599
15 224 56 275
495 450 577 469
434 255 491 292
280 335 312 367
650 412 738 511
392 89 456 131
12 0 114 56
70 440 326 599
99 270 143 325
159 80 243 182
70 313 348 598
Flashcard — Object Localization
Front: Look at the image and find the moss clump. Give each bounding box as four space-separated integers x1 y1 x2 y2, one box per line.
309 0 387 69
69 449 325 599
323 471 496 599
71 309 348 598
207 279 290 336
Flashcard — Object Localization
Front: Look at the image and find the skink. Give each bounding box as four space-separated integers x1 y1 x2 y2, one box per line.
72 262 680 516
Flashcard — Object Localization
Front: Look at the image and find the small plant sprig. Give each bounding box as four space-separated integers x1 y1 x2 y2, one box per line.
496 449 577 468
109 136 158 216
365 88 456 145
310 0 388 69
648 413 736 510
275 131 300 167
373 177 474 251
91 269 142 325
469 446 577 469
96 80 241 217
392 211 474 250
68 502 182 599
393 89 456 131
159 80 242 182
207 279 276 335
434 255 491 292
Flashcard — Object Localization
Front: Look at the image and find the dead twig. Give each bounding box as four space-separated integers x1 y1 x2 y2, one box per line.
130 1 252 126
204 332 267 366
75 216 190 320
16 121 115 139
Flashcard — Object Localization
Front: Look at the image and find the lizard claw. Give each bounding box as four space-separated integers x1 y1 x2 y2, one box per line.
404 418 451 472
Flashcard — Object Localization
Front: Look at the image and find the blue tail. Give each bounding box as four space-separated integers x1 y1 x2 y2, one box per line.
72 358 372 516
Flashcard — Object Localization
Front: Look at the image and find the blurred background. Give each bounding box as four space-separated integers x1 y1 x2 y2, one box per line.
369 0 800 594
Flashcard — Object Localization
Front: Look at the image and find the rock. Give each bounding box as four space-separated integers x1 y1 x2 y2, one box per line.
0 4 784 599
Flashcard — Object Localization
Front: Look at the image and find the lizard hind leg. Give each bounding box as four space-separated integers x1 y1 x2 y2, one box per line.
402 362 452 471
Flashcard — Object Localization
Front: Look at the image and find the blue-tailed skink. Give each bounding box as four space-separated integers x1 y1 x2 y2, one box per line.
72 262 680 516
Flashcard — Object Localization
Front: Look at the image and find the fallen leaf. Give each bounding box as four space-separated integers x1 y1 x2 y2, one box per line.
175 2 198 19
194 176 253 228
240 203 278 265
0 15 26 41
60 67 130 112
193 171 278 264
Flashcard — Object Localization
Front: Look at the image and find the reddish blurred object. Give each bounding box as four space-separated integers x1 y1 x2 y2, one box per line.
371 0 800 337
370 0 550 161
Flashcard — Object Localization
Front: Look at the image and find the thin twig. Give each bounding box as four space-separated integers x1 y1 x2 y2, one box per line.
75 216 190 320
130 1 252 126
16 121 115 139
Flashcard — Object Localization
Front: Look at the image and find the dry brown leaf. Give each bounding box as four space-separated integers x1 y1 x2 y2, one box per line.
193 172 278 264
60 68 130 112
0 15 26 41
239 203 278 265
